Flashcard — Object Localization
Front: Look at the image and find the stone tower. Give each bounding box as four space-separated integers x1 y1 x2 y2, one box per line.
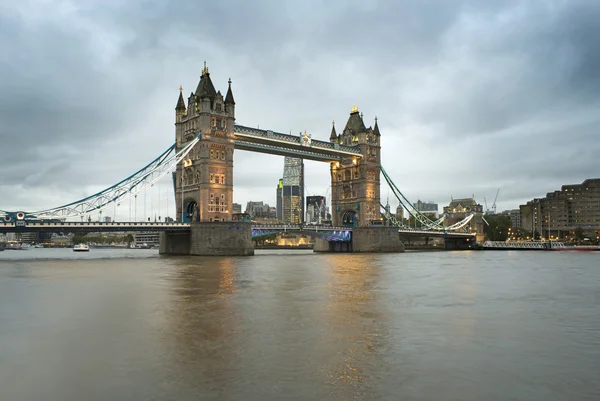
329 106 381 227
174 62 236 222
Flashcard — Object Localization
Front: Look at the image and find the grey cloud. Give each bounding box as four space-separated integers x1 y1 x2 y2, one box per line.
1 0 599 216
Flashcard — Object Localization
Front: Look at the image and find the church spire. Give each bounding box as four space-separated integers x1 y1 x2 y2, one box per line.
225 77 235 104
329 120 337 142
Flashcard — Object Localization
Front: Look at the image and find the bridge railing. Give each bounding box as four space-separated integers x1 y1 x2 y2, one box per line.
0 221 190 228
252 224 350 231
483 241 567 249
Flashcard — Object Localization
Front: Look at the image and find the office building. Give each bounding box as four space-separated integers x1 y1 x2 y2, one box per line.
520 178 600 238
306 195 326 224
413 200 438 213
281 157 304 224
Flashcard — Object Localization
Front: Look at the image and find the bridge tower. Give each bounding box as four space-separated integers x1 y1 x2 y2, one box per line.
174 62 235 223
329 106 381 227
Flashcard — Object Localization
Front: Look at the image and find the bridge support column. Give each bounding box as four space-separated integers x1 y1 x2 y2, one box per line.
190 222 254 256
159 222 254 256
159 231 191 255
351 227 405 253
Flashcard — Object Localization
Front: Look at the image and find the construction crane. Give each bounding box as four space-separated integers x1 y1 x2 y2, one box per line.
484 197 489 214
491 189 500 214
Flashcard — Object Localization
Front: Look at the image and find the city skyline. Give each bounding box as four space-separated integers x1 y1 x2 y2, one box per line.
1 1 600 220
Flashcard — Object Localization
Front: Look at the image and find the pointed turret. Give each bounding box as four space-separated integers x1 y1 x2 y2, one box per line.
195 61 217 99
175 85 186 111
329 120 337 142
373 116 380 136
344 104 367 133
225 78 235 104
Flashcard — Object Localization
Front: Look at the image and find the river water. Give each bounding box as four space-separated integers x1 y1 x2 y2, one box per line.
1 248 599 401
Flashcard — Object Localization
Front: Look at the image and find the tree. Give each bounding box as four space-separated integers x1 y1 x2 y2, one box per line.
574 227 585 242
483 214 512 241
124 234 134 245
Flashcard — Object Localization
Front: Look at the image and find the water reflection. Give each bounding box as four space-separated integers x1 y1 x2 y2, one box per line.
318 254 389 399
162 257 241 399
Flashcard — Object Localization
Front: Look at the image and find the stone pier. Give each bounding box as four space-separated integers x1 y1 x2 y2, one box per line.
159 222 254 256
314 227 405 253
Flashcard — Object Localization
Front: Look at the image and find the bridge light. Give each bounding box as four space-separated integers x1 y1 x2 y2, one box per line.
352 158 357 165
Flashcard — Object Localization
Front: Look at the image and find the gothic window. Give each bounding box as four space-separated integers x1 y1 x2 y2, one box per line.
210 174 214 183
344 170 351 181
216 103 222 112
221 151 225 160
210 149 214 159
185 169 193 185
353 168 359 179
367 171 376 180
219 175 224 184
212 117 216 127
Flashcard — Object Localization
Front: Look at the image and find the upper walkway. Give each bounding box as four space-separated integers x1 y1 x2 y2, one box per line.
234 125 362 162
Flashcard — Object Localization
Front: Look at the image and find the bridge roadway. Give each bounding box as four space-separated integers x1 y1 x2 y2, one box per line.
0 221 475 239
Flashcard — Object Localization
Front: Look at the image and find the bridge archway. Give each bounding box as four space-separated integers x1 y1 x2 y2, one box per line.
183 199 198 223
341 210 357 228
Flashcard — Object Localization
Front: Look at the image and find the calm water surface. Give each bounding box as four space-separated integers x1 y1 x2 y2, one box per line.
1 248 599 400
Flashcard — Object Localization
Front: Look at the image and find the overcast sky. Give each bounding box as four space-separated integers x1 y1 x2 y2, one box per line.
1 0 599 220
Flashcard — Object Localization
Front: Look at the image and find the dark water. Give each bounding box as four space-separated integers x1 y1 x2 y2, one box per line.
1 249 599 401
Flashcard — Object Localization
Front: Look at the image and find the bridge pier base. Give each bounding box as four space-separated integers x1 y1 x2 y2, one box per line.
159 222 254 256
159 231 191 255
313 238 353 253
313 227 405 253
352 227 405 253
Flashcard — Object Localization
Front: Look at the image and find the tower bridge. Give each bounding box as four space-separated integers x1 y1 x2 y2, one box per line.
1 62 478 255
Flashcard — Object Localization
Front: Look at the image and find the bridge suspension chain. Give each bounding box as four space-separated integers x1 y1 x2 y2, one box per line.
25 134 201 220
380 165 474 232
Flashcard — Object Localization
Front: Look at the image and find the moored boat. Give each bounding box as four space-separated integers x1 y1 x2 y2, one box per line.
73 243 90 252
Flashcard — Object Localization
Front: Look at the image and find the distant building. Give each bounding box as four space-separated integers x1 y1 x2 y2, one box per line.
232 203 242 214
245 201 276 219
306 195 326 224
413 200 438 213
396 205 404 220
500 209 521 228
520 178 600 239
443 197 485 242
134 232 160 245
276 179 283 220
281 157 304 224
103 216 112 223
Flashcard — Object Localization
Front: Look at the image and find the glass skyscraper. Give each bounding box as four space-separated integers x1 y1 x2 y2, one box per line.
280 157 304 224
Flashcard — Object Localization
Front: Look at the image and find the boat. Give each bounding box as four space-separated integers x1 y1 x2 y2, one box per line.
5 241 23 250
73 243 90 252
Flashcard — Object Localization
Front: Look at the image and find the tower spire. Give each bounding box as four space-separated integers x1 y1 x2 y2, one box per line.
373 115 380 136
225 77 235 104
329 120 337 142
175 85 186 111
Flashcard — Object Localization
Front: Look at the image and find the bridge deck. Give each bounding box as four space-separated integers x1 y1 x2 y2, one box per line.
1 221 475 238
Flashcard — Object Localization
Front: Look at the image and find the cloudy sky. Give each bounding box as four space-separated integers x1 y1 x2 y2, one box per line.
1 0 599 220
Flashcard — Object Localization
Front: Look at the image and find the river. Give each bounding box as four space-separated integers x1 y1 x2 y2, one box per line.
1 248 599 400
